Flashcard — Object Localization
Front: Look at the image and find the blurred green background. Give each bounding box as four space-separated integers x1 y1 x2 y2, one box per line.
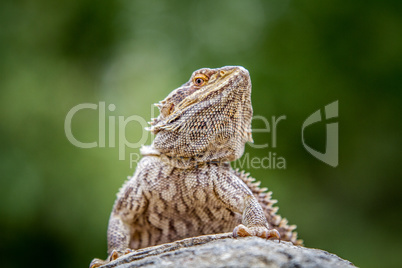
1 0 401 267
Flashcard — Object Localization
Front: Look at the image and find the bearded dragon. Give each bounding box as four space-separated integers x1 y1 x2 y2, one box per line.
90 66 301 267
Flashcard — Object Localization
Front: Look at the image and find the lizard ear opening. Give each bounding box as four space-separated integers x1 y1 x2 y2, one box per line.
160 102 175 117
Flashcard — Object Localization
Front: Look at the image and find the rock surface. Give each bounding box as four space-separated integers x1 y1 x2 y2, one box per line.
96 235 355 268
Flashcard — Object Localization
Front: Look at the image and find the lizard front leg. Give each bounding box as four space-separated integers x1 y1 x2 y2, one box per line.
90 172 148 268
232 195 280 240
90 215 132 268
213 169 280 241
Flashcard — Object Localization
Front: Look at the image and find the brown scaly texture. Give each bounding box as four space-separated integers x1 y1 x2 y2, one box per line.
234 169 299 243
90 66 301 268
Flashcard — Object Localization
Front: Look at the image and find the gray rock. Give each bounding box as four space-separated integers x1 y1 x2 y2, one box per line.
97 235 355 268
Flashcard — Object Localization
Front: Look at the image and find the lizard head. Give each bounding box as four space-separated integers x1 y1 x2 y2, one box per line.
148 66 253 164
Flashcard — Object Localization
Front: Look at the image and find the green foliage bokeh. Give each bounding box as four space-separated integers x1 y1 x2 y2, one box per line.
1 1 401 267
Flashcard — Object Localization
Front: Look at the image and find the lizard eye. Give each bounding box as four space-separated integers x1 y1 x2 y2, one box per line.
193 74 208 87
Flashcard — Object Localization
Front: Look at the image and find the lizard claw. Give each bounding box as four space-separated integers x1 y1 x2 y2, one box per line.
233 224 281 242
89 258 104 268
233 224 248 238
89 249 132 268
267 228 281 242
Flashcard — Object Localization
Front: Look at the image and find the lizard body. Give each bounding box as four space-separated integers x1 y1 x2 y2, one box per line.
91 66 301 267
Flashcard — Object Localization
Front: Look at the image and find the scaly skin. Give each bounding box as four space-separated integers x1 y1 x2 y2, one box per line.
90 66 301 268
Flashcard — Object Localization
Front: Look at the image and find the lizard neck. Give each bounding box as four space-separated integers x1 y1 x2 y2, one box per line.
140 145 232 169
